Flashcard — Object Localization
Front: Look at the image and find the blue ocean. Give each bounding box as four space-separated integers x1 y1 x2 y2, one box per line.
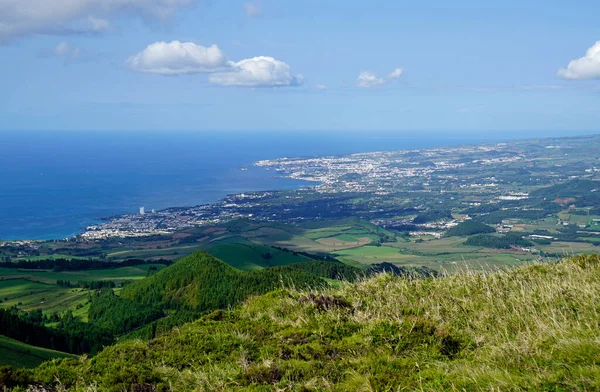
0 130 557 240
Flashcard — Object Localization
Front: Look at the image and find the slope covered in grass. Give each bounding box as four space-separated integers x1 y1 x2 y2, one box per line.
207 243 314 271
120 250 327 311
11 254 600 391
0 335 73 369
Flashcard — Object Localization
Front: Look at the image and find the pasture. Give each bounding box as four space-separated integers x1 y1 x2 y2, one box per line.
0 264 166 315
207 243 313 271
332 235 540 272
0 334 74 368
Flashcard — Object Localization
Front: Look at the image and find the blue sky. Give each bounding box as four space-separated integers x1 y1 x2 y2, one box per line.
1 0 599 134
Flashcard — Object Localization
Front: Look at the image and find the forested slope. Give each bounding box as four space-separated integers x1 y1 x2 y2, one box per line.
120 250 327 311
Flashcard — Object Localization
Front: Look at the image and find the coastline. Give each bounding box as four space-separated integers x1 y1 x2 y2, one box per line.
78 132 600 241
4 132 598 242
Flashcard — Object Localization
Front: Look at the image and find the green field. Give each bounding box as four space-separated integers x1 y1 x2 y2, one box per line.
329 233 378 242
106 245 205 259
0 278 88 314
15 254 89 261
302 226 353 239
151 219 548 272
262 218 391 252
1 219 391 264
207 243 313 270
335 245 403 259
334 245 436 267
331 235 539 272
0 264 166 315
536 241 600 255
0 264 166 285
0 334 74 368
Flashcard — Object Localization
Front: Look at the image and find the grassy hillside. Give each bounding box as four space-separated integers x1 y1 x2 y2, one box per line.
207 243 313 270
120 251 327 311
0 335 73 369
11 254 600 391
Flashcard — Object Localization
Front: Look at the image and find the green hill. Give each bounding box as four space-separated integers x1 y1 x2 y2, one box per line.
413 209 453 223
120 250 326 311
94 254 358 341
446 220 495 236
9 254 600 391
207 243 314 271
0 335 73 369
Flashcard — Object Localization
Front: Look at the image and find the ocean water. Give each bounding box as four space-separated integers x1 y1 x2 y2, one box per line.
0 130 538 240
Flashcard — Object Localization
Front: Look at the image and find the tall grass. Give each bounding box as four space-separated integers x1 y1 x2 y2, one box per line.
22 255 600 391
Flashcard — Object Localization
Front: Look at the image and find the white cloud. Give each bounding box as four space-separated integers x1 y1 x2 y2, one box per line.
55 42 72 56
387 68 404 79
558 41 600 80
357 71 385 88
0 0 196 41
243 1 262 18
127 42 301 87
126 41 229 74
209 56 302 87
357 67 404 88
316 84 327 90
52 41 81 60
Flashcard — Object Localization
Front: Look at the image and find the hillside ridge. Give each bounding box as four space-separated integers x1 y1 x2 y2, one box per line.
4 254 599 391
120 250 327 311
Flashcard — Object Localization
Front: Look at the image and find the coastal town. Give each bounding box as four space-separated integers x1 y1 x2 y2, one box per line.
74 135 600 240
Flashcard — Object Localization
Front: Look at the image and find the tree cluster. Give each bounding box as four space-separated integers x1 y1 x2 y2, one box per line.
0 258 171 271
0 307 112 355
464 233 533 249
413 209 453 224
446 221 495 237
88 290 164 335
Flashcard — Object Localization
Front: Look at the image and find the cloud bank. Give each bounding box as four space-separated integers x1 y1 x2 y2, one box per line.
209 56 302 87
128 41 302 87
357 67 404 88
0 0 196 41
558 41 600 80
127 41 229 74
